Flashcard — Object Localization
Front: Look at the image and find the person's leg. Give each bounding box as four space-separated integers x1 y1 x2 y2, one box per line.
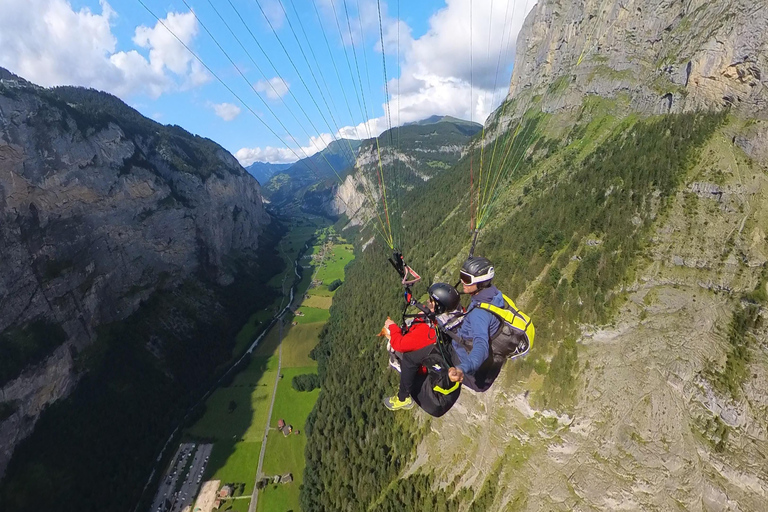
386 341 403 372
398 346 432 400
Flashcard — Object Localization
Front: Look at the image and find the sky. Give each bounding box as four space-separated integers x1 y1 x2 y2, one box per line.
0 0 536 165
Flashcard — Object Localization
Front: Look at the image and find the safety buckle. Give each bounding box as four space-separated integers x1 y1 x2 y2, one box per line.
401 265 421 286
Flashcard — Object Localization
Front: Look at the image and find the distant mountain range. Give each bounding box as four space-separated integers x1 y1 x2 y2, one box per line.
404 114 482 127
263 138 361 205
262 116 482 210
245 162 292 184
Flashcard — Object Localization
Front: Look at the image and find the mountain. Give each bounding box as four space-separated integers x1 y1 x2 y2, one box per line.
405 114 483 127
0 69 280 509
245 161 292 184
300 2 768 511
263 138 361 205
329 116 482 224
264 117 481 217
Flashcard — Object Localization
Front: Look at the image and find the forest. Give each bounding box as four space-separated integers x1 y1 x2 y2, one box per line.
300 108 726 511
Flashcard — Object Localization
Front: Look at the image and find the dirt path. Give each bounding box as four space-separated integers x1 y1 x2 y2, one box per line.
248 319 284 512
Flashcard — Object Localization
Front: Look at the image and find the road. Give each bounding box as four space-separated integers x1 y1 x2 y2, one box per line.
248 317 284 512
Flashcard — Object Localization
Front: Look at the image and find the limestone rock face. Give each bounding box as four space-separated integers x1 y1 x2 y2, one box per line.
399 4 768 509
0 70 268 476
508 0 768 118
328 118 481 232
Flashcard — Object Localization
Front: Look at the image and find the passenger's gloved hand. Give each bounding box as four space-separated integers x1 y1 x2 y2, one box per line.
448 367 464 383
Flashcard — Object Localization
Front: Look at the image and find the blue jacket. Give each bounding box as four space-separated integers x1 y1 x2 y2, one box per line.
452 286 504 374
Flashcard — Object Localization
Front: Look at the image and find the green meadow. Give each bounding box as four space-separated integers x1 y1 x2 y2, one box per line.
183 222 353 512
256 367 320 512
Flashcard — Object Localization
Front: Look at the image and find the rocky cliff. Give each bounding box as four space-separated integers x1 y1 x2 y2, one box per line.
508 0 768 118
329 118 482 226
0 69 269 478
401 1 768 510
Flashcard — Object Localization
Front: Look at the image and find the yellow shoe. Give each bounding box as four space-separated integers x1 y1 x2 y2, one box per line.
383 395 414 411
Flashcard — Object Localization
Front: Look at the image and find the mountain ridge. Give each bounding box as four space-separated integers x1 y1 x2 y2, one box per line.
0 67 277 502
300 1 768 510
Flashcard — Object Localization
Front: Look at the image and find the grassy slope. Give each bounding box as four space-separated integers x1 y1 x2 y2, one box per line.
280 322 324 368
256 367 320 512
294 307 331 324
408 114 768 510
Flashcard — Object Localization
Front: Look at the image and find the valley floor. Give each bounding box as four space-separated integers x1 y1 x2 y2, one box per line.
146 217 354 512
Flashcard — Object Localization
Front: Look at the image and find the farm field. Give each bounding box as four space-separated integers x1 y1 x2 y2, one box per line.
173 224 353 512
256 366 320 512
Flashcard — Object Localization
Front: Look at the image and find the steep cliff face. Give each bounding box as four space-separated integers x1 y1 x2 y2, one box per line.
0 70 269 477
508 0 768 118
329 118 482 226
398 2 768 510
293 3 768 510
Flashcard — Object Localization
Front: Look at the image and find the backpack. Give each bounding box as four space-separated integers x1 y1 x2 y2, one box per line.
478 293 534 361
454 293 534 392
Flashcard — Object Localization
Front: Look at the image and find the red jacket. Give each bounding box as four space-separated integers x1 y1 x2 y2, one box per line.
387 317 437 353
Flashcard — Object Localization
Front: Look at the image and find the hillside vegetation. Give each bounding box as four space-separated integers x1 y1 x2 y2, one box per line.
300 99 768 510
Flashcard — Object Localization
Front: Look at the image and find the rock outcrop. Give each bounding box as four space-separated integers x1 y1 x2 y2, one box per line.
329 117 482 230
401 2 768 510
508 0 768 119
0 69 268 477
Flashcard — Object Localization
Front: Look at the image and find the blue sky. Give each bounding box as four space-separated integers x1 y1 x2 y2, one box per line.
0 0 535 164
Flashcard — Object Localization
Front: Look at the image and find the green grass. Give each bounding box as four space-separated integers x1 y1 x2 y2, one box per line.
256 482 298 512
266 224 323 289
185 368 276 442
187 330 282 442
280 322 324 368
294 267 314 298
257 367 320 512
272 367 321 423
303 242 354 297
203 440 261 494
313 245 354 284
294 307 330 324
180 225 352 512
301 295 333 309
232 306 281 356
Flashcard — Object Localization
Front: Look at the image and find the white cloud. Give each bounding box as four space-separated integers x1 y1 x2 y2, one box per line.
239 0 534 166
236 132 335 166
211 102 242 121
254 77 290 100
0 0 210 99
260 0 287 30
393 0 535 124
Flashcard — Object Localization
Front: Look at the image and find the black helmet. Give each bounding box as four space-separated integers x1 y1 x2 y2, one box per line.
460 256 495 288
428 283 460 314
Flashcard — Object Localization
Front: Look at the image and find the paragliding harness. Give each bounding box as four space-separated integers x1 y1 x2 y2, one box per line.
450 294 535 392
388 251 462 417
446 234 535 391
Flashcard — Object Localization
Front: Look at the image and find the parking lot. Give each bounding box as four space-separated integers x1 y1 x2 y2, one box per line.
148 443 213 512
